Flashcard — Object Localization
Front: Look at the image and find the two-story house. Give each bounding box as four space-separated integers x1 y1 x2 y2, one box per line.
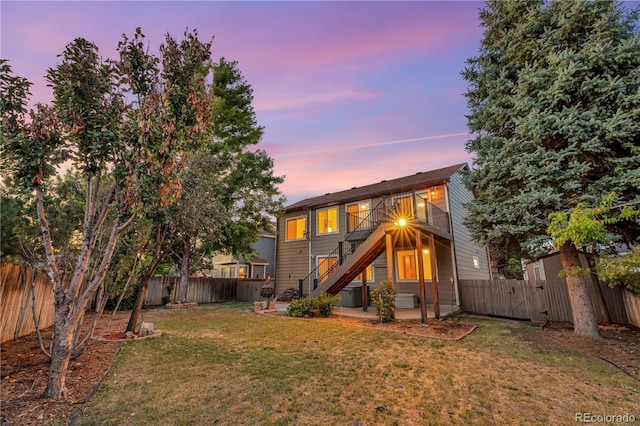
274 163 491 316
211 233 276 279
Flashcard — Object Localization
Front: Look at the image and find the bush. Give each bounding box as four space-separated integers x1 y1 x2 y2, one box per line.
370 280 396 323
286 292 340 318
287 297 317 317
316 292 340 317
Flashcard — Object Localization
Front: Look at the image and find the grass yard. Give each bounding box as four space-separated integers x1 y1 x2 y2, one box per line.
74 303 639 426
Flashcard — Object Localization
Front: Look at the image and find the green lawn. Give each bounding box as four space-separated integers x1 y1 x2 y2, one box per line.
74 303 639 426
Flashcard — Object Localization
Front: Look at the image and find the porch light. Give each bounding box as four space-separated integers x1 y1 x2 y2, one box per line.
396 217 407 227
430 186 438 196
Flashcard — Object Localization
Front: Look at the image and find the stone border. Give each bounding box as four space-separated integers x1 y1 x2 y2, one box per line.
96 330 163 342
165 301 198 309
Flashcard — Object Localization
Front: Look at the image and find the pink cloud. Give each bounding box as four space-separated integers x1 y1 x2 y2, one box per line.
272 133 473 204
254 85 380 112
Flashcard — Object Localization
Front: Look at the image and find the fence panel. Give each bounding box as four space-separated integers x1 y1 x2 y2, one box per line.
145 277 268 305
622 289 640 328
1 264 55 343
459 279 637 327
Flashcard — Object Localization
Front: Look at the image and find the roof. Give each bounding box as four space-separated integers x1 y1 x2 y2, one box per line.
286 163 467 212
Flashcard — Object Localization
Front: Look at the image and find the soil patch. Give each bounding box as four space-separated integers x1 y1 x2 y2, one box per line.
512 321 640 381
315 315 478 341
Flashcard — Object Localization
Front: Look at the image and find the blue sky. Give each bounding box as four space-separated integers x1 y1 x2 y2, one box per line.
3 1 636 204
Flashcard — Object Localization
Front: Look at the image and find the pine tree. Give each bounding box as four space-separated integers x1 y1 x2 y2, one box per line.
462 0 640 337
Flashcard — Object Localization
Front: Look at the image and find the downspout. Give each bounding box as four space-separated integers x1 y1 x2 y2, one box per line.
445 182 461 307
273 227 278 295
308 208 312 296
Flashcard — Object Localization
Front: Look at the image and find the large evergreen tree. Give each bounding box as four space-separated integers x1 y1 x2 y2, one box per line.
462 0 640 337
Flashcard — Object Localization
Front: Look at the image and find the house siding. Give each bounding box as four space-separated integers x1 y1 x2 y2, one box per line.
275 164 490 303
447 172 492 280
253 236 276 278
275 211 311 296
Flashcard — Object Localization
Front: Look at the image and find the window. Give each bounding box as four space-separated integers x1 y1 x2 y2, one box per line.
286 217 306 240
346 202 370 232
354 264 373 283
317 207 338 234
396 248 432 281
238 266 247 279
415 193 429 222
472 256 480 269
393 194 414 220
317 256 338 284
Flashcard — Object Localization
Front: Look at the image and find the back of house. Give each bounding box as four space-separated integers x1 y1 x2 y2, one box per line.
274 163 492 310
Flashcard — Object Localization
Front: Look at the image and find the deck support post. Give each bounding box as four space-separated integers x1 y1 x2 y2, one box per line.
416 230 428 324
385 232 395 320
429 236 440 319
362 274 368 312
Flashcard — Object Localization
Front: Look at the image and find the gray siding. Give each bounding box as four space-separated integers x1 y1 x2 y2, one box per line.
447 171 492 280
253 236 276 278
275 211 310 297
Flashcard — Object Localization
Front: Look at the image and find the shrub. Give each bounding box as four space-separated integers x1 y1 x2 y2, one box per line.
370 280 396 323
287 297 317 317
316 292 341 317
286 292 340 318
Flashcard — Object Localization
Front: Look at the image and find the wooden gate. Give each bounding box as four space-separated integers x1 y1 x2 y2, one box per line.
458 279 631 324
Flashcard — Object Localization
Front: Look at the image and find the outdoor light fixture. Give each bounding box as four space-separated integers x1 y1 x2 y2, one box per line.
396 217 407 227
430 186 438 196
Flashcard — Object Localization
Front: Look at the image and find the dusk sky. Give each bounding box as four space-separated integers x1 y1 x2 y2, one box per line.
4 1 635 205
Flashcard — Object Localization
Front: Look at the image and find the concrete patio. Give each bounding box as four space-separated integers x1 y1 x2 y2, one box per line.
274 301 460 320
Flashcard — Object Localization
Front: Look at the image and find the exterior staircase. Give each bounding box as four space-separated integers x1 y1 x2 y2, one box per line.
300 194 452 298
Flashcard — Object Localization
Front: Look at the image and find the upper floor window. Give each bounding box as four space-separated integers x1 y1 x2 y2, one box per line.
346 201 370 232
317 207 338 235
392 194 414 219
286 217 306 240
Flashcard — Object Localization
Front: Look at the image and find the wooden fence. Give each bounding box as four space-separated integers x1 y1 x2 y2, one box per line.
145 276 269 306
458 279 640 328
1 264 55 343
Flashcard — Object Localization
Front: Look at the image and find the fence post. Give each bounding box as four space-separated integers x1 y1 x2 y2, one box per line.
299 279 303 298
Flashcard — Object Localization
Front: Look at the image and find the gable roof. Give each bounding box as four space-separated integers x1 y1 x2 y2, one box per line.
286 163 467 212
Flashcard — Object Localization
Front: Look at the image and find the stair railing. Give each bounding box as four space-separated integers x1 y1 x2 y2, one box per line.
299 199 396 295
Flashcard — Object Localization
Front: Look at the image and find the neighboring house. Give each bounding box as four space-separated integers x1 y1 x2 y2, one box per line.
211 233 276 279
274 163 492 312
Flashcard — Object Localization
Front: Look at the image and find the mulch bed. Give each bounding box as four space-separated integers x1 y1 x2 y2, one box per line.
1 312 130 426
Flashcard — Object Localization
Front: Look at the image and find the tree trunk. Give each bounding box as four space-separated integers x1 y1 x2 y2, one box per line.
558 243 601 338
127 223 166 333
177 237 191 303
127 272 152 333
44 306 76 399
585 252 611 324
